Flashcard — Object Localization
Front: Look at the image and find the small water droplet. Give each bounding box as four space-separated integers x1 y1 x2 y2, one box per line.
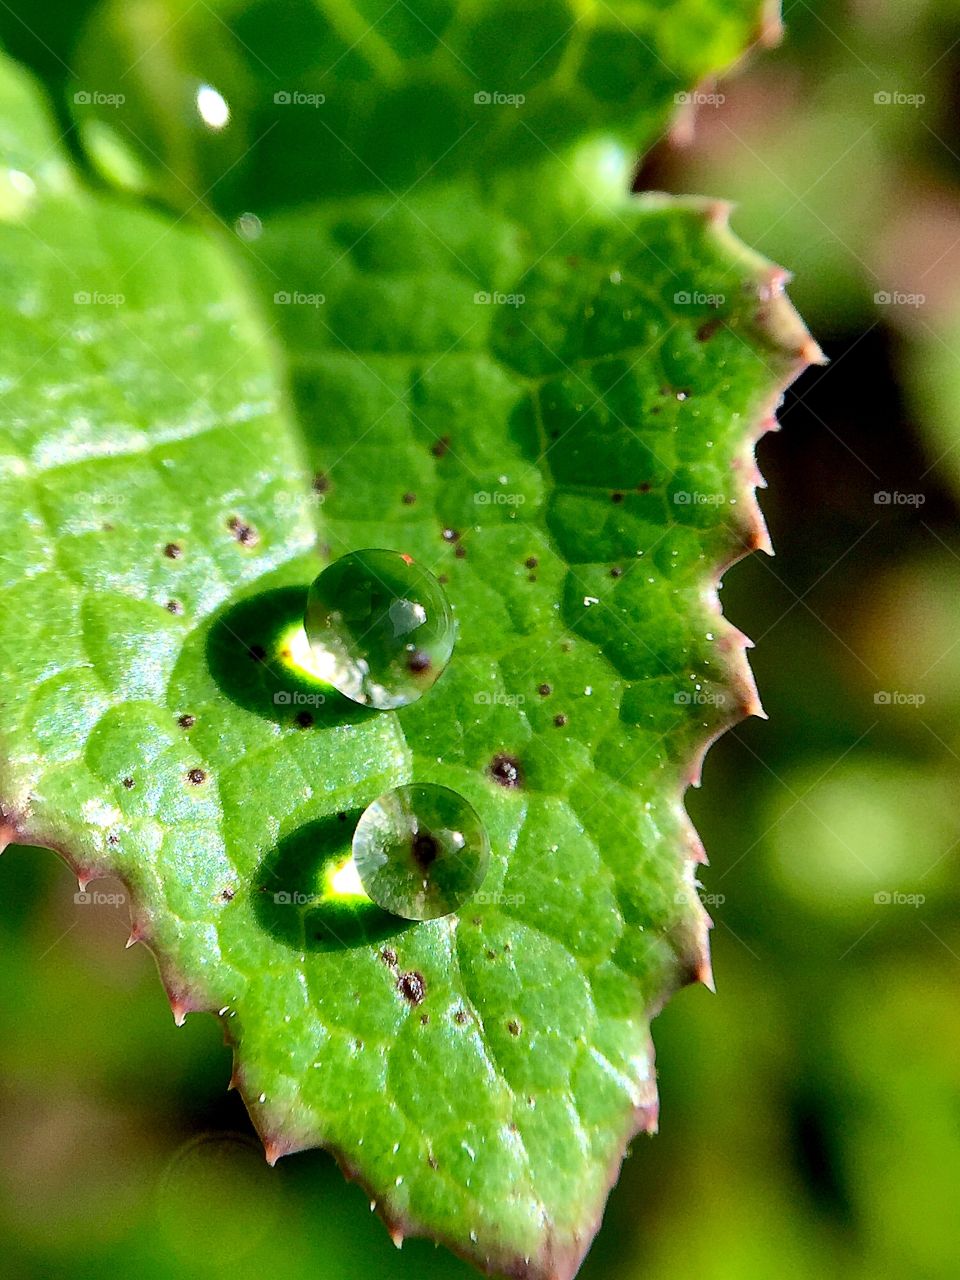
304 550 455 709
235 211 262 241
352 783 489 920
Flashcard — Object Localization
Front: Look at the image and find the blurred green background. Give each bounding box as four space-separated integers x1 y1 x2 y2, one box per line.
2 1 960 1277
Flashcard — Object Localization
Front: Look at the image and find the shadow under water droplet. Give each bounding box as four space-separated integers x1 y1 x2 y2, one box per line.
253 815 413 953
205 585 373 728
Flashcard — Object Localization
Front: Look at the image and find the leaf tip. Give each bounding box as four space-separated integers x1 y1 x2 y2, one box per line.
800 336 828 367
758 0 786 49
125 917 147 949
165 988 202 1027
704 198 734 229
263 1139 285 1167
696 952 717 993
0 815 15 856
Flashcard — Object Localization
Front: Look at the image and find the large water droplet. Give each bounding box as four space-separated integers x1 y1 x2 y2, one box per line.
352 784 489 920
304 550 455 709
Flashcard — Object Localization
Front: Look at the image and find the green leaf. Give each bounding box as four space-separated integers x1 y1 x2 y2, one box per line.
0 4 818 1275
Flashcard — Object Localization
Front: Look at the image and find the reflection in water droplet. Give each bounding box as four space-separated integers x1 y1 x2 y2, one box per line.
353 784 490 920
196 83 231 130
304 549 455 709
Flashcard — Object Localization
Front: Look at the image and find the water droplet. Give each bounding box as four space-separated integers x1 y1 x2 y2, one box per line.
305 550 455 709
352 784 489 920
235 211 262 241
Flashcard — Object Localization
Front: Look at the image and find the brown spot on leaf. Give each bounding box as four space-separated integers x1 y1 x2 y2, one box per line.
187 768 206 785
697 318 721 342
163 542 182 560
312 472 330 494
430 435 451 458
537 683 551 697
122 777 134 789
454 544 467 559
524 556 538 569
221 888 235 902
228 516 260 547
177 714 195 728
407 650 431 674
295 711 314 729
401 492 416 505
489 754 522 788
611 491 624 503
381 948 398 967
165 599 183 614
610 566 623 578
441 527 459 542
553 713 567 727
507 1019 521 1036
397 971 426 1005
454 1009 469 1025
